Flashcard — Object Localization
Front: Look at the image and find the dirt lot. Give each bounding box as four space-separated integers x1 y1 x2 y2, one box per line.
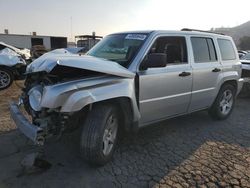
0 83 250 187
0 81 23 133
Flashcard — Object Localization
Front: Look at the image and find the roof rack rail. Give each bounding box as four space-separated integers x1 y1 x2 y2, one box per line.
181 28 225 35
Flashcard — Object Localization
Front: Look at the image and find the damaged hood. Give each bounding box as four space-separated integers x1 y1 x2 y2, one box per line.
27 54 135 78
0 42 30 60
0 48 26 66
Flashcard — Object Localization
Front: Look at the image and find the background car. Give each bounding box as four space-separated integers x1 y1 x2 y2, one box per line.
43 47 85 55
0 47 26 90
238 50 247 58
0 42 31 61
239 52 250 97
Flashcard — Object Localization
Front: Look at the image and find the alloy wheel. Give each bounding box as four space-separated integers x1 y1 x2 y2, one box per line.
219 89 233 115
0 70 11 89
102 114 118 156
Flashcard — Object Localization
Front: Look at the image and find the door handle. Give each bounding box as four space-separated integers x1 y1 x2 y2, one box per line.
212 68 221 72
179 72 191 77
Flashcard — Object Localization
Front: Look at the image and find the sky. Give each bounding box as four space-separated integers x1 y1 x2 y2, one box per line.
0 0 250 41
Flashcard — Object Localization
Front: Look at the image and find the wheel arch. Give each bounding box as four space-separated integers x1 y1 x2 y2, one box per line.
221 80 237 91
0 65 14 72
209 80 237 120
72 96 138 134
211 79 238 108
91 97 137 132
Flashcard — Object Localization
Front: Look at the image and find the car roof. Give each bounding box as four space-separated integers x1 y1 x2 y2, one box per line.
110 30 231 39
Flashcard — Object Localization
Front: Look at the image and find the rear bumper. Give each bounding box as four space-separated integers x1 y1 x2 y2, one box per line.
9 102 44 145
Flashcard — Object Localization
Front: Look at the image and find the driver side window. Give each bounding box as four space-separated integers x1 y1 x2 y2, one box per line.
148 36 188 65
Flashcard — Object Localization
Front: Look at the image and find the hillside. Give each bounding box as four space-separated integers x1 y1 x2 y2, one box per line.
213 21 250 46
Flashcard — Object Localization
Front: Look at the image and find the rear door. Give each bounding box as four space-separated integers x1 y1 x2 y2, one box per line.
188 36 223 112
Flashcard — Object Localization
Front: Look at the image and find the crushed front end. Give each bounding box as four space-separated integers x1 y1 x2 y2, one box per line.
9 53 136 146
10 71 85 145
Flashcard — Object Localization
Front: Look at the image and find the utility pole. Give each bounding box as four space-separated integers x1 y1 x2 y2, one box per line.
70 16 73 42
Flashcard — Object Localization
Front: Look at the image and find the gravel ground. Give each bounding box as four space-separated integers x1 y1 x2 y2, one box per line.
0 81 23 133
0 85 250 187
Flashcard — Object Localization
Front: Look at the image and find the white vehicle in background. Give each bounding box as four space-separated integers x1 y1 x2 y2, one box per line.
43 47 85 56
0 47 26 90
240 52 250 96
0 42 31 60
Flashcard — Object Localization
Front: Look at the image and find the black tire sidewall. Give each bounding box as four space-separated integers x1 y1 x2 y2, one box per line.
80 104 119 165
0 68 14 90
96 106 119 162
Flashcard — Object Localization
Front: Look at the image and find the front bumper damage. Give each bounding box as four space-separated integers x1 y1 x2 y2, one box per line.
9 102 45 145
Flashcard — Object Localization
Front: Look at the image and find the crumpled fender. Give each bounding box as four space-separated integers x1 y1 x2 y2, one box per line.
40 76 140 121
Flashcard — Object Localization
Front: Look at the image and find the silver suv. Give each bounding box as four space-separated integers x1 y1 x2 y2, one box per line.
10 30 243 165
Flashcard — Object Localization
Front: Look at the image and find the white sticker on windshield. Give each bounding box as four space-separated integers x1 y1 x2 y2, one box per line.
125 34 147 40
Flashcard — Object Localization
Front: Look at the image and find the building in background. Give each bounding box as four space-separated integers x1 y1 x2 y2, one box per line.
0 30 67 50
75 32 102 52
67 41 76 48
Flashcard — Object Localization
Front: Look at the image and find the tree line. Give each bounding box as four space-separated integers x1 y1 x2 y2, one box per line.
239 36 250 50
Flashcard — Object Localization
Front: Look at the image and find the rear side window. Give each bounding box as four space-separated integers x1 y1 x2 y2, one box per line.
191 37 217 63
217 39 236 60
207 39 217 61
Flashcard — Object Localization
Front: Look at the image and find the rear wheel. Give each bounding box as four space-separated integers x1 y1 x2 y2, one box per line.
80 104 119 166
209 84 236 120
0 67 13 90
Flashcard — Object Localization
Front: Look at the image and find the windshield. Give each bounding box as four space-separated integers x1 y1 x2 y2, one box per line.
87 33 148 67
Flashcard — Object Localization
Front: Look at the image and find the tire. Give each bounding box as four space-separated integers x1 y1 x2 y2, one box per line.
80 103 120 166
209 84 236 120
0 67 14 90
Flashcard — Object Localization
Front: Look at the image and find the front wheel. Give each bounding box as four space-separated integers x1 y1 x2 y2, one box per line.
209 84 236 120
80 104 119 166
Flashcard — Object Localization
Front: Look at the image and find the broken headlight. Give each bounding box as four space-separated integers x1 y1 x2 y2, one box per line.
28 85 43 111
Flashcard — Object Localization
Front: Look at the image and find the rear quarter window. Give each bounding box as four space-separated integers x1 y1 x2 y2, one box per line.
217 39 236 60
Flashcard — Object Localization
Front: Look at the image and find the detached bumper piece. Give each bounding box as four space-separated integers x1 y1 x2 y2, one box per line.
9 102 45 145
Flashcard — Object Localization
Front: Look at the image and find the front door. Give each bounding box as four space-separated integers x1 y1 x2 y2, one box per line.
138 36 193 125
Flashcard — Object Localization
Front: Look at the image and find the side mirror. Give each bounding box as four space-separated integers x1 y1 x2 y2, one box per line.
141 53 167 70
